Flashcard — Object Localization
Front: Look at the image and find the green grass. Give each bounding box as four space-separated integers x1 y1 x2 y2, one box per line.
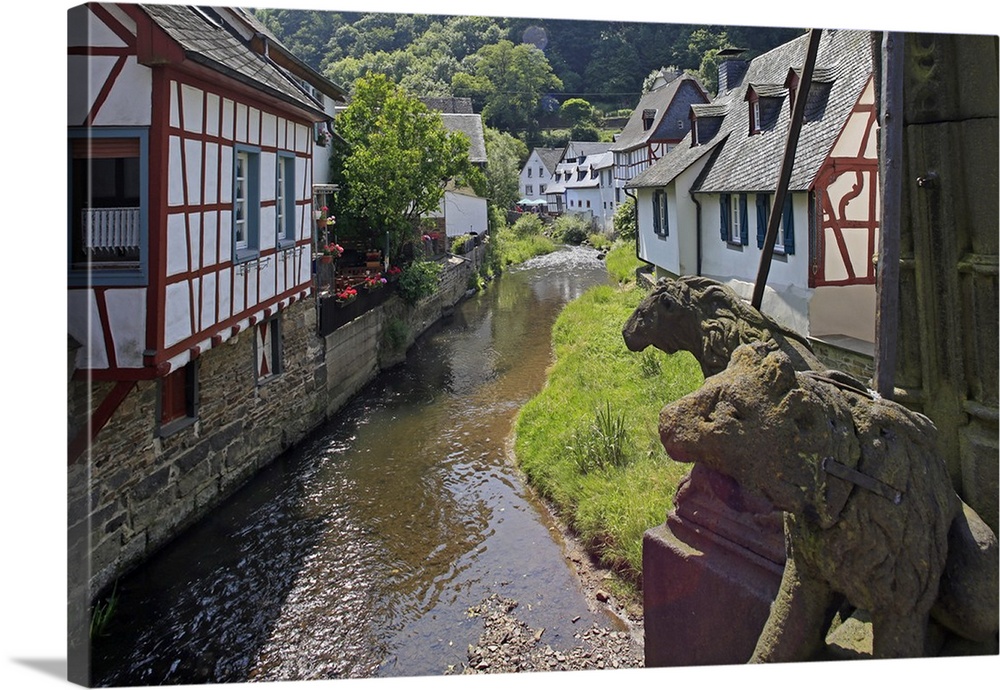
495 227 556 267
604 240 646 284
513 283 703 588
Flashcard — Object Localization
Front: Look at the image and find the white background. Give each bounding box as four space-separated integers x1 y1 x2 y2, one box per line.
6 1 997 689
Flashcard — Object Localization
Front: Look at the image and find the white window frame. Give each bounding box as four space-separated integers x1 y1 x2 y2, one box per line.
730 194 742 243
275 152 296 247
233 145 261 261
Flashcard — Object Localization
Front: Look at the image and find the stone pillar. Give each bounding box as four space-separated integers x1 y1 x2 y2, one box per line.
643 464 785 666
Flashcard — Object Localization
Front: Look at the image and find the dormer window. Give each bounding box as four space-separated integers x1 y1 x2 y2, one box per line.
642 109 657 131
748 94 761 135
785 69 801 115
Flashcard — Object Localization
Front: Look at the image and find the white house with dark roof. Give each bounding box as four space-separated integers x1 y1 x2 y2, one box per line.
610 69 710 184
543 141 616 222
519 147 562 207
422 102 489 238
627 29 879 357
563 150 618 231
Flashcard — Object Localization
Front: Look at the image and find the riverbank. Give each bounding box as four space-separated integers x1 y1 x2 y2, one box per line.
513 281 703 590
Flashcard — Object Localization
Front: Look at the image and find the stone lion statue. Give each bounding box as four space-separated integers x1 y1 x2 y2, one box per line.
622 275 825 377
658 342 999 661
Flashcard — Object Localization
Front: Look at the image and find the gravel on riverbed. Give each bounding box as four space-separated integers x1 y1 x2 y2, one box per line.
450 594 644 675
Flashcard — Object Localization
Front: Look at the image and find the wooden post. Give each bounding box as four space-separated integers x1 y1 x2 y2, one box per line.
873 32 904 399
751 29 822 310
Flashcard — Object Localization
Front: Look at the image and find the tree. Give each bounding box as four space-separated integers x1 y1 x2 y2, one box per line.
452 40 563 134
336 73 478 261
559 97 597 126
483 127 527 213
613 195 636 242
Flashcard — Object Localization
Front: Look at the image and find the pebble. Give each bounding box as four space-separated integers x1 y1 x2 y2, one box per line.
454 594 643 675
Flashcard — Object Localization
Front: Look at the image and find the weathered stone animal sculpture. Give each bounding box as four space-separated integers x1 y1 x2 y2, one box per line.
622 275 825 377
658 342 999 661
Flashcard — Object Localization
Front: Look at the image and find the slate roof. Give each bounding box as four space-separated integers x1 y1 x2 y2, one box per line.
610 75 705 153
440 113 488 164
421 97 474 114
139 4 324 116
563 141 613 161
564 151 613 190
628 29 873 194
226 7 347 101
534 147 564 174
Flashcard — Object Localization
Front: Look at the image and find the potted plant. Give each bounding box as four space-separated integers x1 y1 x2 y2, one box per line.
320 242 343 264
335 286 358 304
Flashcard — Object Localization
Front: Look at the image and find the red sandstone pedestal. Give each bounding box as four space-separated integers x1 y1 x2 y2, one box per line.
643 464 786 666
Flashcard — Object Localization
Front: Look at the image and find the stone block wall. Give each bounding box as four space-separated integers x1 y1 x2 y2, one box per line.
69 242 488 610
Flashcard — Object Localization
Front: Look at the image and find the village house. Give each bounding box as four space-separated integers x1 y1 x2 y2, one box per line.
421 97 489 242
562 149 617 232
543 141 613 219
519 146 562 210
627 29 879 374
610 68 710 184
67 2 347 614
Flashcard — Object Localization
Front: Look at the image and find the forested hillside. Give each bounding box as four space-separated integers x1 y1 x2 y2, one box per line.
254 8 801 113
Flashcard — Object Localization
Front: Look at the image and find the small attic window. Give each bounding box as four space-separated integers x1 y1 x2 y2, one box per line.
642 109 657 131
747 91 761 135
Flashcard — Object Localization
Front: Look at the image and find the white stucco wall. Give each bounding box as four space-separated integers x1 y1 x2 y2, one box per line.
437 191 488 237
809 284 877 343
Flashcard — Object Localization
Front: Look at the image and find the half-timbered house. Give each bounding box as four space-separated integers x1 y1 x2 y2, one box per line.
627 29 879 370
610 69 709 185
66 5 355 625
68 4 345 450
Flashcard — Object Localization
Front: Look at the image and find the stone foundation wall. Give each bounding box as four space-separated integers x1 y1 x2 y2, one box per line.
69 243 487 608
809 338 876 382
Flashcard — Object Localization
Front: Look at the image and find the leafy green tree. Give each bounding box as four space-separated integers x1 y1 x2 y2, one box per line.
336 73 478 261
559 97 597 126
569 123 601 142
452 40 563 134
483 127 528 213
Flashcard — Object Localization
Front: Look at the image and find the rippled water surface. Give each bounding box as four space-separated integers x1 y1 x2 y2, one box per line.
91 246 617 685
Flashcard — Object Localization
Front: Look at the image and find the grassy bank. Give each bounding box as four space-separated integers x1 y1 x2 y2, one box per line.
513 282 703 596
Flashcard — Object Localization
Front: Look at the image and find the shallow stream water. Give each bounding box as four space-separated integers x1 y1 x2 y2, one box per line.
91 245 616 685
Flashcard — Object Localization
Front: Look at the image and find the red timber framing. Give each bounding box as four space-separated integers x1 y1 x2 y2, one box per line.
809 76 880 287
140 62 316 372
69 4 320 383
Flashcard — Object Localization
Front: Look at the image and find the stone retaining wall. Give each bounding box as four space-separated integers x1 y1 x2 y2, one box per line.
69 244 488 613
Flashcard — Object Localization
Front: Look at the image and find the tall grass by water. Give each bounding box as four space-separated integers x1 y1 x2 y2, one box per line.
513 282 703 593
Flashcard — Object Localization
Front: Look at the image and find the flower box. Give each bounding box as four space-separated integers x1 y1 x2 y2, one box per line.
318 279 397 336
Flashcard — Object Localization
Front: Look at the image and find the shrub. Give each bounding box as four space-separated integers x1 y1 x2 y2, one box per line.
552 214 590 245
511 213 545 239
588 233 613 251
613 196 636 242
397 260 442 305
450 234 472 254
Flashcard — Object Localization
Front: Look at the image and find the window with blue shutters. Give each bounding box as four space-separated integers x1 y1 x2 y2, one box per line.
234 145 261 262
721 193 748 245
754 194 796 254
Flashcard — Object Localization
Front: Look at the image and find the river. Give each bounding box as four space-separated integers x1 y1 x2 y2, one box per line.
90 244 617 686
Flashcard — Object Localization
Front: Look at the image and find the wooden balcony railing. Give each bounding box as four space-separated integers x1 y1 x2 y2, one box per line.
81 207 141 262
